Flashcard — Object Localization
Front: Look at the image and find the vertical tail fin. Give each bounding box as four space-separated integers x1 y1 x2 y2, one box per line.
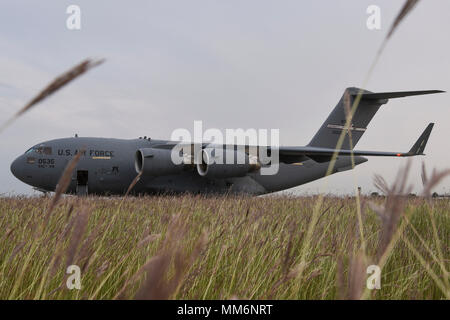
407 123 434 156
308 87 444 149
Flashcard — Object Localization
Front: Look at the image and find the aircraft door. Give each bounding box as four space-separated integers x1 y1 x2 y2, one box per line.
76 170 89 196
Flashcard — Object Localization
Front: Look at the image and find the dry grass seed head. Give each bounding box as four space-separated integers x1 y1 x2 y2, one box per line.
47 148 86 219
0 58 104 133
386 0 421 40
66 206 90 267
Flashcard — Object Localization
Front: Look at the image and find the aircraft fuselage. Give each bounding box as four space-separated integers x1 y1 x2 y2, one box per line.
10 137 367 196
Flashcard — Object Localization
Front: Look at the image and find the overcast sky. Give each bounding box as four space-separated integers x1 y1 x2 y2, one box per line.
1 0 449 196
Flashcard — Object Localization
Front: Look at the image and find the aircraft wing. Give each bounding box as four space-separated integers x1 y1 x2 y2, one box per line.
151 123 434 164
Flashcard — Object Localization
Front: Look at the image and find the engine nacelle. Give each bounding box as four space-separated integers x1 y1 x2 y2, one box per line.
196 148 260 179
135 148 184 176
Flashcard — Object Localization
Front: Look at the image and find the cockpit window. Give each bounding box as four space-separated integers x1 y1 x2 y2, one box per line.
25 146 52 155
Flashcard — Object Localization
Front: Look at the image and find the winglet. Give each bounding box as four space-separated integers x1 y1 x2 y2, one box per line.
406 123 434 156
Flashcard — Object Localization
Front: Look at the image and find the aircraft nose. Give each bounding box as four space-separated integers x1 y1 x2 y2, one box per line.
10 155 24 180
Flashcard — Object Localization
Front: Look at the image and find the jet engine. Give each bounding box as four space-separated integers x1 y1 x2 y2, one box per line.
135 148 186 176
196 148 260 179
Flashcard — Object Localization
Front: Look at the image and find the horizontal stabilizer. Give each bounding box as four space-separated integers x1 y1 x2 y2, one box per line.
354 90 445 100
278 122 434 162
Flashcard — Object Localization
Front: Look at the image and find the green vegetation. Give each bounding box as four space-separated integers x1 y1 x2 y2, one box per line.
0 194 448 299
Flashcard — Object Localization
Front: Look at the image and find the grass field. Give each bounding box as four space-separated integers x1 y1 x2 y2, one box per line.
0 192 448 300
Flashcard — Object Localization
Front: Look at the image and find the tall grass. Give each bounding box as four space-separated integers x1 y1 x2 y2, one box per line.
0 186 448 299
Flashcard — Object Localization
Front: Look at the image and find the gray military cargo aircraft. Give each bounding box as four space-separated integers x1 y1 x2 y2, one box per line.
10 87 443 196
